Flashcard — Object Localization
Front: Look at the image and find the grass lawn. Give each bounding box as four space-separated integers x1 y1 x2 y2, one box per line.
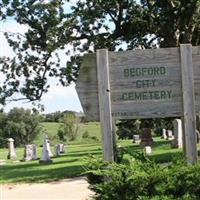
0 143 102 184
2 136 199 184
1 122 200 184
34 122 101 145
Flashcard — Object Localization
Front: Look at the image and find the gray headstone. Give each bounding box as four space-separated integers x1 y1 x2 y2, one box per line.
173 119 183 148
39 135 53 164
55 145 61 156
7 138 17 160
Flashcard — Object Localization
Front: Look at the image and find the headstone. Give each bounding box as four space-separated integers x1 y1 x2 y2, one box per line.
32 144 38 160
162 129 167 139
7 138 17 160
55 144 61 156
59 144 65 153
24 144 38 161
167 130 174 140
173 119 183 148
55 144 65 156
46 138 53 157
39 135 53 164
133 135 141 144
144 146 152 155
140 128 153 147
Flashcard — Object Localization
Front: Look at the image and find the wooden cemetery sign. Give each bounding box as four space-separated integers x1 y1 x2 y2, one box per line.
76 44 200 164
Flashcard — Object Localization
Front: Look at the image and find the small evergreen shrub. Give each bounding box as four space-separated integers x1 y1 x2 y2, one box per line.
84 153 200 200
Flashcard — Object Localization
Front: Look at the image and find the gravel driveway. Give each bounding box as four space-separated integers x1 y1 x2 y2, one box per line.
1 177 94 200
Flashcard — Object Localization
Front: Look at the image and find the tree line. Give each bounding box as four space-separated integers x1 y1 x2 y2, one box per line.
0 108 83 148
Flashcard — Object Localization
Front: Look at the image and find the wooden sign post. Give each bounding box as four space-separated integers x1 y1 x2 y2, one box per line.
180 44 197 164
97 49 114 162
76 45 200 164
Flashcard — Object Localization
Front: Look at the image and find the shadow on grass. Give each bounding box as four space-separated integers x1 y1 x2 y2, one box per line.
149 151 184 163
0 147 102 184
0 165 84 184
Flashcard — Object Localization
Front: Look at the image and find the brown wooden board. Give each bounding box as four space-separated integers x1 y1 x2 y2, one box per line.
76 46 200 121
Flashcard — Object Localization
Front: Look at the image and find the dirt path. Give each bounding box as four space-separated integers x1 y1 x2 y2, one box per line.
1 177 94 200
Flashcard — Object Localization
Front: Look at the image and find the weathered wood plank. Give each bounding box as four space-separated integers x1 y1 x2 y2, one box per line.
97 49 114 162
180 44 197 164
76 46 200 121
76 54 99 121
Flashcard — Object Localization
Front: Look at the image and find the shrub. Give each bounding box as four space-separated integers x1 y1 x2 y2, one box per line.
82 131 90 139
84 153 200 200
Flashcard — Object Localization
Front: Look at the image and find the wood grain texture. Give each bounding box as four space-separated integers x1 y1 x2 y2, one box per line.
180 44 198 164
76 46 200 121
97 49 114 162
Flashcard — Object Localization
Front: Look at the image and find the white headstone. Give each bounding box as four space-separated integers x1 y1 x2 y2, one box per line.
162 129 167 139
59 144 65 153
24 144 38 161
7 138 17 160
167 130 174 140
39 135 52 163
144 146 152 155
133 135 141 144
173 119 183 148
46 139 53 157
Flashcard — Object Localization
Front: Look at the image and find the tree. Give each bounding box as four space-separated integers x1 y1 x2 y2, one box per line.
57 113 79 141
0 1 200 136
0 108 42 147
0 0 199 104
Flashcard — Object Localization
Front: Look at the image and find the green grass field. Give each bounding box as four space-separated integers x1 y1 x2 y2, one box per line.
1 137 193 184
1 122 199 184
33 122 101 145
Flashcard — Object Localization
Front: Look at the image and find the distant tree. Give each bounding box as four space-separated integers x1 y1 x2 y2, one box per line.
0 111 7 147
44 110 75 122
57 113 79 141
0 108 42 147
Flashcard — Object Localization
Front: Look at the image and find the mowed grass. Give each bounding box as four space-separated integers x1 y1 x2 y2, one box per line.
2 137 197 184
34 122 101 145
1 122 200 184
0 143 102 184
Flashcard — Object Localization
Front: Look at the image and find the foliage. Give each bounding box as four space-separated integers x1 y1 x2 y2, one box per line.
43 110 75 122
0 0 200 104
116 118 174 139
84 154 200 200
0 107 42 147
57 113 79 141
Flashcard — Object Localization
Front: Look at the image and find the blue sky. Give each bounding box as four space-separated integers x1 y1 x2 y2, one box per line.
0 20 83 113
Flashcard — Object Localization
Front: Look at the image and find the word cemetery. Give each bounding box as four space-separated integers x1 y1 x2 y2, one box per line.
76 44 200 164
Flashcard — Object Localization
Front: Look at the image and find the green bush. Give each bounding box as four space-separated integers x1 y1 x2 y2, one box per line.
82 131 90 138
84 154 200 200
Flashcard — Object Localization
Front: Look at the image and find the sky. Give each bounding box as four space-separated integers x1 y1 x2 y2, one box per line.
0 18 83 114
